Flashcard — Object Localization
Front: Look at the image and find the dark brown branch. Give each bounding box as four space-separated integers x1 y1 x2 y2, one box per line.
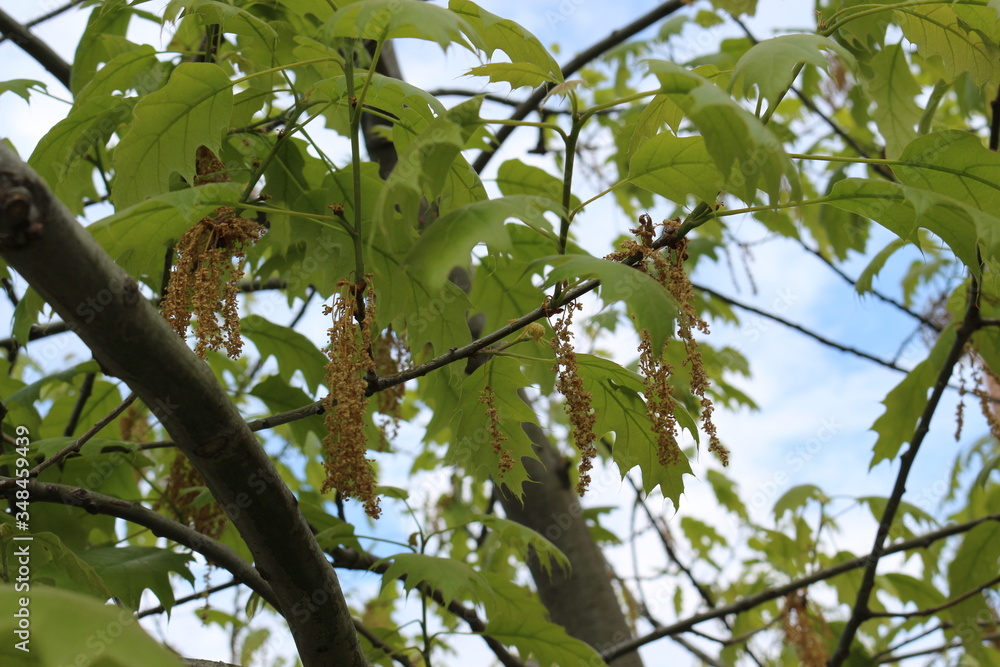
63 370 96 436
0 477 279 609
0 0 84 45
0 7 71 88
828 273 983 665
471 0 688 174
867 574 1000 620
602 513 1000 660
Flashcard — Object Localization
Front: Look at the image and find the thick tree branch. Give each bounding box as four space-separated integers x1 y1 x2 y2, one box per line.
0 143 366 666
0 7 71 88
471 0 688 174
602 512 1000 660
828 274 983 665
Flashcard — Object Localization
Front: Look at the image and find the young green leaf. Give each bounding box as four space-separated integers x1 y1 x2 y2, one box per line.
403 195 560 289
111 63 235 208
731 34 855 112
451 0 562 86
324 0 484 52
628 133 724 205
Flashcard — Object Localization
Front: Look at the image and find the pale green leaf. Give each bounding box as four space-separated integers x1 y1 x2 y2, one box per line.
482 573 604 667
19 532 113 602
495 159 580 210
78 546 194 612
379 552 494 608
856 237 908 295
474 515 570 575
825 178 1000 275
946 520 1000 657
73 45 167 107
404 196 559 289
0 587 183 666
627 94 684 159
375 97 485 252
773 484 827 520
870 320 957 466
451 0 561 86
895 5 1000 90
731 34 855 111
862 43 921 159
540 255 678 356
111 63 235 208
628 133 724 205
645 60 799 204
241 316 328 394
574 354 693 505
28 96 131 214
325 0 483 52
0 78 47 103
894 131 1000 214
450 356 541 496
89 182 244 283
467 62 558 89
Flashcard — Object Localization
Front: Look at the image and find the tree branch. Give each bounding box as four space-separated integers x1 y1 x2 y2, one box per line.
691 281 907 372
328 546 525 667
867 574 1000 620
471 0 688 174
828 273 982 665
0 7 71 88
0 142 366 666
602 512 1000 660
0 477 279 610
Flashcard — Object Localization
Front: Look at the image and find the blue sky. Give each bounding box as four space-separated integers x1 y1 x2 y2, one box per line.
0 1 989 664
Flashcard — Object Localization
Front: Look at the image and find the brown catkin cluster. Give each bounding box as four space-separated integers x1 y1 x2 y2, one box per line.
160 147 265 359
321 278 381 519
480 383 514 476
639 330 682 466
660 229 728 467
614 215 729 467
550 301 598 495
372 329 409 443
160 454 227 540
781 592 831 667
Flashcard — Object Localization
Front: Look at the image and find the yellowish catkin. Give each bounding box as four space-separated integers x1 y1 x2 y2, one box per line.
550 301 598 495
321 278 381 519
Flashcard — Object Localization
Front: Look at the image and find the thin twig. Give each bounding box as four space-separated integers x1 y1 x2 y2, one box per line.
828 271 983 665
0 477 279 609
692 281 906 372
793 238 937 330
30 392 136 476
601 513 1000 660
471 0 688 174
63 371 96 437
867 574 1000 620
0 0 84 45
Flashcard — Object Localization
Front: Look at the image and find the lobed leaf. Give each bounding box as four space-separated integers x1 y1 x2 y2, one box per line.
111 63 234 208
